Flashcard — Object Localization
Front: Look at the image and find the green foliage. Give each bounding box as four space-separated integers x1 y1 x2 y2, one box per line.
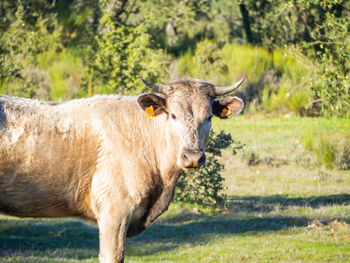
302 129 314 152
261 80 310 115
91 13 169 95
240 149 289 167
0 0 349 116
0 3 62 98
232 0 349 116
177 42 310 115
0 4 29 82
135 0 214 54
307 11 350 116
241 149 261 166
56 0 100 47
178 42 282 84
221 43 272 83
316 135 337 169
177 39 228 83
175 130 243 206
335 140 350 170
302 130 350 170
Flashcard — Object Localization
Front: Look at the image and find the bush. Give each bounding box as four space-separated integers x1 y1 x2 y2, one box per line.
90 13 169 95
175 130 243 206
241 149 288 167
261 79 310 115
335 141 350 170
176 42 312 116
302 130 350 170
0 3 62 99
307 12 350 117
177 39 228 83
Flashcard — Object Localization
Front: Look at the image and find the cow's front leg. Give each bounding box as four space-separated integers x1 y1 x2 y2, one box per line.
98 207 130 263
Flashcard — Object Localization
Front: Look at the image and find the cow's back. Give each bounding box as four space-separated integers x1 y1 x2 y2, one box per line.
0 95 99 219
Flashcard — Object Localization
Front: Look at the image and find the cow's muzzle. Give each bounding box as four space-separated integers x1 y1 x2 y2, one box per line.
180 149 206 170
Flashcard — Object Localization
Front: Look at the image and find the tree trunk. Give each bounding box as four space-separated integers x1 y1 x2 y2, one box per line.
239 4 254 43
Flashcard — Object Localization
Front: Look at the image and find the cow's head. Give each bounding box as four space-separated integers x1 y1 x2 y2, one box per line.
137 78 244 170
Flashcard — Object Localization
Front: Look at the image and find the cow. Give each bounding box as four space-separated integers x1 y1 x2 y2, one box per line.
0 78 244 262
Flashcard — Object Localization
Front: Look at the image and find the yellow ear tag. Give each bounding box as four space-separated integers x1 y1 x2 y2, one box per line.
145 106 156 117
221 108 232 118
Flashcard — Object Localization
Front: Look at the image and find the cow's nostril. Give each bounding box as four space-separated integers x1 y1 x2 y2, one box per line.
181 153 193 168
198 154 206 166
182 153 189 161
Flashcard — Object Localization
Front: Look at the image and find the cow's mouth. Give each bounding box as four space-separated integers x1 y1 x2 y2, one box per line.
182 166 205 171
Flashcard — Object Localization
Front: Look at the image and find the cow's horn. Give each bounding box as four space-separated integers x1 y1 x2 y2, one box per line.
141 78 165 94
214 78 245 96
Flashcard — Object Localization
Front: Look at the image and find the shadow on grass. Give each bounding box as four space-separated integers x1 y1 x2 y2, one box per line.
0 215 309 259
0 219 99 259
128 215 310 257
226 194 350 213
1 194 349 260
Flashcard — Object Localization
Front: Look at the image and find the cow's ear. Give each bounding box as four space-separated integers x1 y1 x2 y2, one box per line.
213 96 244 119
137 94 167 117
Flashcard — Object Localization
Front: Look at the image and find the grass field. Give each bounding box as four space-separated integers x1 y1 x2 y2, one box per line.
1 116 350 262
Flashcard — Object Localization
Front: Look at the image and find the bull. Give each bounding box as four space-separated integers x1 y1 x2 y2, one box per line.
0 78 244 262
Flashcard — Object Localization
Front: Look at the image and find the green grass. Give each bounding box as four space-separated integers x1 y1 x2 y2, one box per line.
1 116 350 262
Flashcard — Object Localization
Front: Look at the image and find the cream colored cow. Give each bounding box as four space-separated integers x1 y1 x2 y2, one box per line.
0 78 244 263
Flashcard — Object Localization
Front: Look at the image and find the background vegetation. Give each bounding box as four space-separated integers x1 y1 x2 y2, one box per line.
0 0 350 262
0 0 349 116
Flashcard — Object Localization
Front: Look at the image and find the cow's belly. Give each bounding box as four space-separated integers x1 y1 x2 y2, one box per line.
0 169 77 218
0 125 98 219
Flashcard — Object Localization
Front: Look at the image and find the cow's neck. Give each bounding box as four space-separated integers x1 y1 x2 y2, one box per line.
126 114 184 235
113 101 183 236
152 115 183 178
110 99 183 182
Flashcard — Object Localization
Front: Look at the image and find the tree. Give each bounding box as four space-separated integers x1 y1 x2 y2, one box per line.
0 3 62 98
238 0 350 116
90 12 169 95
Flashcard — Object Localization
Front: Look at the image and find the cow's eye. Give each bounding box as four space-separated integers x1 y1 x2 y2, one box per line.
171 113 177 120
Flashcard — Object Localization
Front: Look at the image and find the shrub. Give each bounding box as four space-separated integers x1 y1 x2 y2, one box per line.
261 79 309 115
176 42 312 116
241 149 288 167
0 3 62 99
91 13 169 95
175 130 242 206
334 139 350 170
302 130 350 170
315 135 337 169
302 129 314 152
177 39 228 84
241 150 261 166
307 12 350 117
